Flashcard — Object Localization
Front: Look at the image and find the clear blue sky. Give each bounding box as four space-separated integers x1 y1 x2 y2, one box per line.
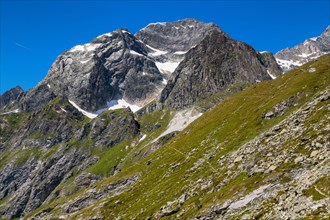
1 0 329 93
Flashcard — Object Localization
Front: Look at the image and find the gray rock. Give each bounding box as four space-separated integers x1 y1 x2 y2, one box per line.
136 18 224 53
263 96 295 119
0 86 24 111
158 30 281 110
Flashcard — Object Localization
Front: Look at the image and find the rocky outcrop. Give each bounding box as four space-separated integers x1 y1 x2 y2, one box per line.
0 99 140 219
76 108 140 147
260 51 283 76
0 86 24 111
275 25 330 71
158 30 282 110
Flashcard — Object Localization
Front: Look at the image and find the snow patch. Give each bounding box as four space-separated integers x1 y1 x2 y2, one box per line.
276 58 303 70
139 134 147 143
309 37 318 41
298 52 316 58
60 107 67 113
173 51 187 55
155 61 180 74
106 99 142 113
156 109 202 140
130 50 145 57
70 45 85 52
267 70 276 79
47 84 51 89
69 99 142 119
121 30 130 34
188 25 195 28
97 32 113 38
145 44 168 56
1 109 19 115
70 43 101 53
148 22 166 26
260 51 270 54
69 100 98 119
229 185 270 209
162 78 168 85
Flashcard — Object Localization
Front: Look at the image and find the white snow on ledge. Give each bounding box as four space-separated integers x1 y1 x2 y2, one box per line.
69 99 142 119
1 109 19 115
130 50 145 57
267 70 276 79
96 32 113 38
275 58 303 70
139 134 147 143
70 43 101 53
145 44 168 56
174 51 187 55
155 61 180 74
147 22 166 26
69 100 98 119
106 99 141 112
309 37 318 41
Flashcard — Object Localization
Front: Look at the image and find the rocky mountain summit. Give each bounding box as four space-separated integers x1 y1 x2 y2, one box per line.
22 29 163 113
275 25 330 71
158 30 282 110
136 18 224 53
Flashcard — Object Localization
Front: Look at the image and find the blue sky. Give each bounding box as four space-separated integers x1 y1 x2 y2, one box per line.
1 0 329 93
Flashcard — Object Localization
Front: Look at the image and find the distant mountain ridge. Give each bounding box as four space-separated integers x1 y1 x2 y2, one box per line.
275 25 330 71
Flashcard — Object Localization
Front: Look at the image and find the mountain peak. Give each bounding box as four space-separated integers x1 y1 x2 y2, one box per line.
322 25 330 36
136 18 226 53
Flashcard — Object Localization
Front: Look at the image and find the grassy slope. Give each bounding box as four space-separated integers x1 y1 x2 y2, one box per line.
20 55 329 219
40 55 329 219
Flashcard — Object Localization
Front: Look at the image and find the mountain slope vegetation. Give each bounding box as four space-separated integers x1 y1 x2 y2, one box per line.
20 54 330 220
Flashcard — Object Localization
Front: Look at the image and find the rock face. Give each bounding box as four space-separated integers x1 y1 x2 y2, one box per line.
136 18 224 53
23 29 163 112
158 30 282 110
0 98 140 219
0 86 24 111
275 25 330 71
135 18 224 78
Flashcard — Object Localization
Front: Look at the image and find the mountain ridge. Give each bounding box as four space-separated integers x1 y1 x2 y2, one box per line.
1 18 281 117
275 25 330 71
